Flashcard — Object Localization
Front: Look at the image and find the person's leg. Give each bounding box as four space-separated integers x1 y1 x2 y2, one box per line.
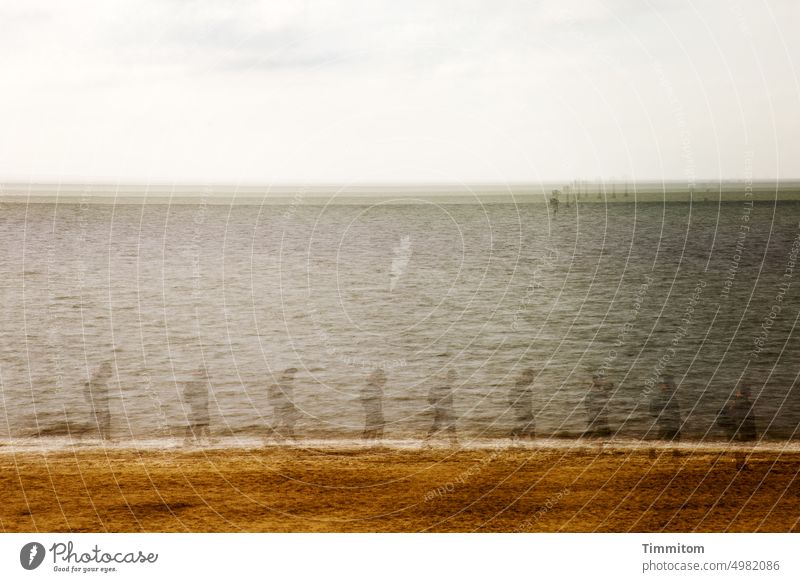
520 415 535 440
598 414 611 437
447 424 458 445
99 412 112 440
585 410 599 436
90 405 102 437
427 415 439 439
363 411 374 440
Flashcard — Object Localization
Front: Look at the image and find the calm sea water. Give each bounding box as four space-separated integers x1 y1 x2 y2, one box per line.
1 199 799 442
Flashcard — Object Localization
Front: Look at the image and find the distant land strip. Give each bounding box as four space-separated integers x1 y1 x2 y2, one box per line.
1 181 799 205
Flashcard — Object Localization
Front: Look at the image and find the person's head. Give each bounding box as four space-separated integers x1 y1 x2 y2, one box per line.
98 362 113 377
282 367 298 380
737 385 752 399
659 375 674 392
193 366 208 379
520 368 536 383
593 373 612 390
446 369 458 383
368 368 387 385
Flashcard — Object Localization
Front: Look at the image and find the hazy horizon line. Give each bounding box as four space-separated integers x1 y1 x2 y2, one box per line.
2 179 799 205
2 178 800 189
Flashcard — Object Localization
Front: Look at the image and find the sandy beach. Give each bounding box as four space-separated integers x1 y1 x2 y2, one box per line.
1 444 798 532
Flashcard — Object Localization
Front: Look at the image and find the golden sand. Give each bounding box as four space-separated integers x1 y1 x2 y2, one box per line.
1 446 798 532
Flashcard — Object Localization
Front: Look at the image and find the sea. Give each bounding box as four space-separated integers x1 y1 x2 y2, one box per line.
2 195 800 447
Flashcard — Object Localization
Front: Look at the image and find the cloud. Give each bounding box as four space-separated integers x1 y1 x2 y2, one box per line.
0 0 797 182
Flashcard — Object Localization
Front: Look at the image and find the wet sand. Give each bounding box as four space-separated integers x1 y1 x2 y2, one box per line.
1 445 799 532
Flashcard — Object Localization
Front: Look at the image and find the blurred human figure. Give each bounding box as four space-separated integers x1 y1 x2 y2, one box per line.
84 362 113 440
361 368 386 441
649 374 682 441
509 368 537 440
717 385 757 442
268 367 300 440
183 367 211 444
584 373 613 438
426 369 458 445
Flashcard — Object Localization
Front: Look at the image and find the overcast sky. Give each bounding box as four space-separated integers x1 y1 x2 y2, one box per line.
0 0 797 184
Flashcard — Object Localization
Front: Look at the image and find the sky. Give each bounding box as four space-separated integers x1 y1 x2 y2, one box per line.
0 0 797 184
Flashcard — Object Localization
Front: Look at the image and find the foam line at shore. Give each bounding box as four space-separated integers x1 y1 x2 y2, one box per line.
2 436 800 454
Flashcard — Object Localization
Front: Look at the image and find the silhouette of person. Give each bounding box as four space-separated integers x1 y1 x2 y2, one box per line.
361 368 386 441
509 368 537 440
584 373 613 438
268 367 300 440
183 367 211 443
649 374 682 441
84 362 113 440
426 369 458 444
718 385 757 442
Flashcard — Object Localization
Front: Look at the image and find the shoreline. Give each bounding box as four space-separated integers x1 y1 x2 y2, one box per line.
2 436 800 454
2 445 798 533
